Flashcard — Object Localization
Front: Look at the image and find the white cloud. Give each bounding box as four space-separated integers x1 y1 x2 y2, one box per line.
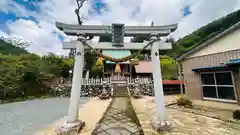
7 19 68 56
37 0 240 35
1 0 240 55
0 0 7 7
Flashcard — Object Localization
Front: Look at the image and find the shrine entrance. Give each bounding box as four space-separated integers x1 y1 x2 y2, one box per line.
55 22 178 133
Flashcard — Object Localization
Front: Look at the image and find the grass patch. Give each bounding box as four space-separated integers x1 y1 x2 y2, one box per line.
177 94 192 108
233 109 240 120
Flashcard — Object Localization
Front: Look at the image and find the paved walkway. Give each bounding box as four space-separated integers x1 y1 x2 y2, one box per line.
92 87 144 135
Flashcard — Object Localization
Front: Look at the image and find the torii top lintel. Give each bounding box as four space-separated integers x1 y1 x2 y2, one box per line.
55 22 178 37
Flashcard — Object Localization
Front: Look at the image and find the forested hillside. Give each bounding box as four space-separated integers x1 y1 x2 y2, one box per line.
168 9 240 58
0 39 28 55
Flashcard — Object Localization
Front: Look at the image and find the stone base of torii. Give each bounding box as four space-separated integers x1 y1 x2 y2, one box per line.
55 22 178 134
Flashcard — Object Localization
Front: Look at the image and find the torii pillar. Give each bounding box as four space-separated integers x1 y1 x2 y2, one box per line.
150 35 171 131
56 34 86 134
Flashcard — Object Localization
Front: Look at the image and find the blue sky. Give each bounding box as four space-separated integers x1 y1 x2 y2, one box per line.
0 0 239 55
89 0 108 15
183 5 191 17
0 0 40 33
13 0 42 12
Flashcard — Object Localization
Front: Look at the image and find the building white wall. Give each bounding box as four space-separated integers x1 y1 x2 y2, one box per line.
188 28 240 58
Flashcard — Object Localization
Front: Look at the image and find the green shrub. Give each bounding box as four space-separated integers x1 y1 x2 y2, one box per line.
177 94 192 107
233 109 240 120
91 65 103 77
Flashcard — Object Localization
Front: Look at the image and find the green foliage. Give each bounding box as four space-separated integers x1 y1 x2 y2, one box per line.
0 39 28 55
177 94 192 107
233 109 240 120
41 53 73 77
160 56 178 80
91 65 103 77
165 39 186 59
0 53 73 99
84 51 96 70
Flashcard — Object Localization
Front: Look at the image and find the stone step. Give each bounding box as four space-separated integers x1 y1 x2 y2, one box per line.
113 87 129 97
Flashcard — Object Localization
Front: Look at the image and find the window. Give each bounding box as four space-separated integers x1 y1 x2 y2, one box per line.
201 72 236 101
215 73 233 85
201 73 215 85
202 86 217 98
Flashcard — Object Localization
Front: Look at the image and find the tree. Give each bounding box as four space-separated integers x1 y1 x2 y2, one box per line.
75 0 87 25
165 37 186 58
41 53 74 78
68 0 88 58
1 36 31 49
0 55 23 97
0 53 74 99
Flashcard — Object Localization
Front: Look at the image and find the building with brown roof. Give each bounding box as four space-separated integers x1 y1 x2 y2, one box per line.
133 61 153 77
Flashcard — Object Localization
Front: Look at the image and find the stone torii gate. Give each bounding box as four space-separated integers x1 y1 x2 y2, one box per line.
55 22 178 132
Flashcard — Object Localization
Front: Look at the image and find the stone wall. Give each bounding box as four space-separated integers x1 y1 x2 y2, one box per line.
50 83 154 97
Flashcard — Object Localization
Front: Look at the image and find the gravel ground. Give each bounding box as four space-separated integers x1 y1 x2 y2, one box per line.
131 97 240 135
0 97 88 135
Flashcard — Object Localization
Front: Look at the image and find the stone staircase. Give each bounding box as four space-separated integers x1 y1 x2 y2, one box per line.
112 86 129 97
